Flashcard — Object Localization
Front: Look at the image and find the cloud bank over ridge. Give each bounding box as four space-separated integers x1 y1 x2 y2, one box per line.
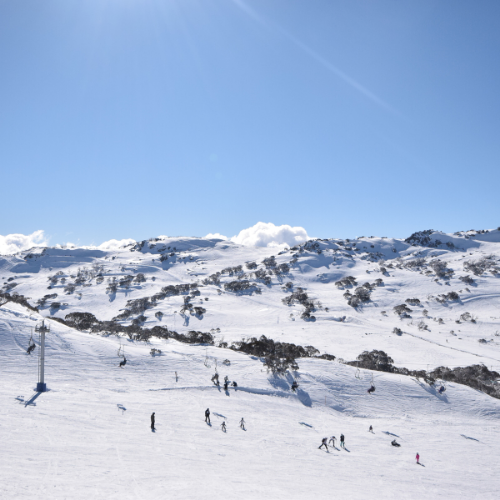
0 222 309 255
0 230 48 255
230 222 309 247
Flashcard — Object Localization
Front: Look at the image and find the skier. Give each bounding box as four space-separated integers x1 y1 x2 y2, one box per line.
205 408 211 424
232 381 238 388
224 375 229 384
291 380 299 392
221 421 226 432
240 418 245 430
416 453 420 464
369 425 373 433
119 356 127 368
340 434 345 449
151 412 155 431
224 380 229 391
329 436 336 447
439 385 445 394
318 437 328 451
391 439 400 447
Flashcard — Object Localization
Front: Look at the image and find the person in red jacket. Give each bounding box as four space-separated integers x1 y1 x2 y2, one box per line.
416 453 420 464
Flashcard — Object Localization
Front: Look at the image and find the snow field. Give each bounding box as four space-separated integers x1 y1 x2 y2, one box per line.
1 305 500 499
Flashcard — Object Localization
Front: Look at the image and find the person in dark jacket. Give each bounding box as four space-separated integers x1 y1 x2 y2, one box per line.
205 408 210 424
318 437 328 451
151 412 155 430
340 434 345 448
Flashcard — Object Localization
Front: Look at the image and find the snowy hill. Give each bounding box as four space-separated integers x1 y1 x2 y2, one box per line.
1 228 500 498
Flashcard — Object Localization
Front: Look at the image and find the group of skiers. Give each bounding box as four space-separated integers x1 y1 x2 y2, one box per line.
319 434 345 451
204 408 245 432
152 412 421 464
317 425 421 463
211 373 238 391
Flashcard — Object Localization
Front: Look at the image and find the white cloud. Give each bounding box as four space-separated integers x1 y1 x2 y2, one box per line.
0 230 48 255
205 233 229 240
97 238 136 251
230 222 309 248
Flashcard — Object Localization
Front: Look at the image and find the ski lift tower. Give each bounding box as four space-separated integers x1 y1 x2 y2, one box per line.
35 320 50 392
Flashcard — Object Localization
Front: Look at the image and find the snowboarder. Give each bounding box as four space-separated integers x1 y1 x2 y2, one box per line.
416 453 420 464
205 408 210 424
391 439 400 447
221 421 226 432
340 434 345 448
329 436 336 447
291 380 299 392
119 356 127 368
224 380 229 391
369 425 373 433
232 381 238 388
367 385 375 394
240 418 245 430
151 412 155 431
318 437 328 451
439 385 445 394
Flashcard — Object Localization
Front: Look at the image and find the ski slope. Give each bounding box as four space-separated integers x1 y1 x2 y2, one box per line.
2 229 500 498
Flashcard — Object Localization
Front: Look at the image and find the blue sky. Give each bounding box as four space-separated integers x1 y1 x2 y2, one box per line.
1 0 499 247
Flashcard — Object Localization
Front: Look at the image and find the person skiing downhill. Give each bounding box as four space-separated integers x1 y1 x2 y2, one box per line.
151 412 155 431
369 425 373 433
340 434 345 448
416 453 420 464
329 436 336 447
318 438 328 451
205 408 210 424
240 418 245 430
224 380 229 391
221 421 226 432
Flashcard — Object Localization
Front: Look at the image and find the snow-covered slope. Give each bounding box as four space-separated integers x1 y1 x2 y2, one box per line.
2 228 500 498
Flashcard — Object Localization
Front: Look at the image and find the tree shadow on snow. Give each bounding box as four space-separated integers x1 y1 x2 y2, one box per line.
268 376 290 391
296 389 312 407
414 379 449 403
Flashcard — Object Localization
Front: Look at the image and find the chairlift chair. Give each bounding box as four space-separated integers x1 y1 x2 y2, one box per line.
27 328 36 354
117 342 126 368
367 373 376 393
355 361 361 379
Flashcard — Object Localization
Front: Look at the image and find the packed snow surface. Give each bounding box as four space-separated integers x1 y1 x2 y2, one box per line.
2 229 500 498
